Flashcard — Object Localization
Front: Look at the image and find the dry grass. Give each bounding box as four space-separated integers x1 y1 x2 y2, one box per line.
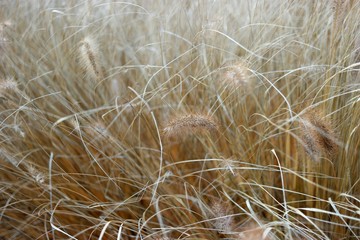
0 0 359 239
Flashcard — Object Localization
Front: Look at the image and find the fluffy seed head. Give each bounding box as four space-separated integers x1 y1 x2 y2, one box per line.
210 200 234 234
0 21 11 41
0 78 18 98
78 37 103 83
162 113 219 139
220 157 236 175
27 165 45 184
0 78 17 90
299 110 339 162
0 20 12 29
220 61 252 89
0 21 12 54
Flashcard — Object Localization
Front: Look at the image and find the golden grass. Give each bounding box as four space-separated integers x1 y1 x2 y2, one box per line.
0 0 359 239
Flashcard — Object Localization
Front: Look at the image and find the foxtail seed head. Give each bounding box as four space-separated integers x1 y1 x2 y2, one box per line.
0 21 11 50
299 110 339 162
220 61 252 89
162 113 219 139
0 77 17 91
0 77 18 99
210 200 234 234
78 37 104 83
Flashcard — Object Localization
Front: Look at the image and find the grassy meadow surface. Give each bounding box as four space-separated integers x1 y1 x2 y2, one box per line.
0 0 359 239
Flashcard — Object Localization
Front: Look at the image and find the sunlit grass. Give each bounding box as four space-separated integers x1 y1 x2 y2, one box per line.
0 1 359 239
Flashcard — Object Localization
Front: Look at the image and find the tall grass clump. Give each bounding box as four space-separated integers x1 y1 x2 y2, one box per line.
0 1 359 239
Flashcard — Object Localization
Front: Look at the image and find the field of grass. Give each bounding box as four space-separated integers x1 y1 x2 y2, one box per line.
0 0 359 239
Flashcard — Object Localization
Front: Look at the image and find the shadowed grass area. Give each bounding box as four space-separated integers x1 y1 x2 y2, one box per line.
0 1 359 239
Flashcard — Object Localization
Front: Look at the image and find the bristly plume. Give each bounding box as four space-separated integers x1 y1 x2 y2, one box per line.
210 200 234 234
220 157 236 176
0 20 11 51
0 77 17 92
0 77 19 100
0 20 12 31
0 77 30 102
299 110 339 162
220 61 252 89
78 37 104 83
162 113 219 139
27 164 45 185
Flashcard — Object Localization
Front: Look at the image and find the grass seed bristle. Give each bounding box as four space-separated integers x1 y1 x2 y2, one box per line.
220 62 252 89
163 113 219 139
0 77 17 91
210 200 234 234
299 110 339 161
79 37 104 83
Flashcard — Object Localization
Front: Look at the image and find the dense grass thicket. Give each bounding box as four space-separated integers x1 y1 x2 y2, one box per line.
0 1 359 239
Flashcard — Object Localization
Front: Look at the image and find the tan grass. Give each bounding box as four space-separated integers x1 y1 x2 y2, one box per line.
0 1 359 239
237 221 274 240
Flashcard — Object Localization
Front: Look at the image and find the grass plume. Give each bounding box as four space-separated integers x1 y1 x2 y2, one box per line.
209 200 235 235
299 110 339 162
162 113 219 139
220 61 252 89
78 37 104 84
